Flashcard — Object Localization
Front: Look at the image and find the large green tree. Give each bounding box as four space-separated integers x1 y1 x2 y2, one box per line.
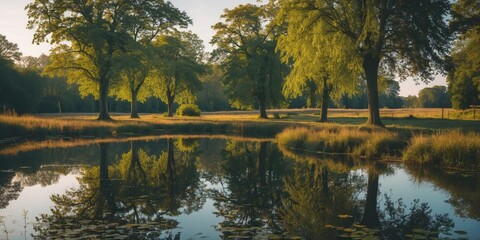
150 31 206 117
211 4 286 119
111 45 152 118
276 0 451 126
26 0 189 120
447 0 480 109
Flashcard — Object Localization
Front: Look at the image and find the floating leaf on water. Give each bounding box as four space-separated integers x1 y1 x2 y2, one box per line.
412 229 429 234
352 223 366 228
454 230 468 235
338 214 353 219
362 236 380 240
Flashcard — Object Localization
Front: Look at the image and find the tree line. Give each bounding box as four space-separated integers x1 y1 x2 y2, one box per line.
0 0 478 125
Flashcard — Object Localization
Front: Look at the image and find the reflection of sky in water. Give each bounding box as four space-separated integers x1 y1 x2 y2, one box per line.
379 166 480 239
1 173 80 240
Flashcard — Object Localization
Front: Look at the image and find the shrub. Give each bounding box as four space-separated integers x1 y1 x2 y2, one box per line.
176 104 201 117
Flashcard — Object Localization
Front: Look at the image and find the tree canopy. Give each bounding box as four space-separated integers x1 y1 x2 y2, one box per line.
275 0 451 126
150 31 206 117
26 0 190 120
447 0 480 109
211 3 286 118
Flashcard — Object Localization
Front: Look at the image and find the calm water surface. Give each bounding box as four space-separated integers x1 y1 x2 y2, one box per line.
0 138 479 239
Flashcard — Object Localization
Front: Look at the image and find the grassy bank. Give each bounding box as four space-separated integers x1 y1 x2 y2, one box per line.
276 127 405 159
277 127 480 170
403 131 480 170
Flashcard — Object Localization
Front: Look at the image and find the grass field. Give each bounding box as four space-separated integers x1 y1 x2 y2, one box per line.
1 108 479 141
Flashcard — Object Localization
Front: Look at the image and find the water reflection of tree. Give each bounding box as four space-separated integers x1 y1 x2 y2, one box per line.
278 147 455 239
279 160 365 239
405 165 480 221
0 171 22 209
212 140 293 239
35 139 205 239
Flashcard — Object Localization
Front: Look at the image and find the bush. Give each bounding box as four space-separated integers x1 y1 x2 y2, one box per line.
176 104 201 117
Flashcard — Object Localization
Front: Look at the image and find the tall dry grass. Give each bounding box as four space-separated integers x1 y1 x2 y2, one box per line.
276 127 404 158
403 131 480 169
0 115 153 139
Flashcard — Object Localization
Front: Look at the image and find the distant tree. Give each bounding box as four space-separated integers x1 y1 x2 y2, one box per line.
416 86 451 108
379 79 403 108
402 95 418 108
447 0 480 109
211 4 286 119
0 34 22 63
196 65 230 111
150 31 206 117
275 0 451 126
26 0 190 120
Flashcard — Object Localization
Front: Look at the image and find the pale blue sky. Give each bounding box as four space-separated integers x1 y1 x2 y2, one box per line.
0 0 447 96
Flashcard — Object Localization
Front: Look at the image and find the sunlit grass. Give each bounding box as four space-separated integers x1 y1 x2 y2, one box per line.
403 130 480 169
276 127 404 158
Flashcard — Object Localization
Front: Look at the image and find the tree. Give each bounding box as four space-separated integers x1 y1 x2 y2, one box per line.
416 85 451 108
111 45 152 118
211 4 286 119
0 34 22 63
447 0 480 109
276 0 451 126
150 31 206 117
26 0 190 120
276 6 359 122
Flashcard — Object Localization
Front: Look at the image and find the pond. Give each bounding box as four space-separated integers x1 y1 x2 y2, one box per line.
0 137 479 240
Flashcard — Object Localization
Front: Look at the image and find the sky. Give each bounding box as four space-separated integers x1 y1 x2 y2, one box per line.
0 0 447 97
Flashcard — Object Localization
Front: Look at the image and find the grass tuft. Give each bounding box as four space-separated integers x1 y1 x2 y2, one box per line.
277 127 404 158
403 131 480 169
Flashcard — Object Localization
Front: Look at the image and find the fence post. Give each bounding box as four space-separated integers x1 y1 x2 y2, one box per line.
441 108 444 119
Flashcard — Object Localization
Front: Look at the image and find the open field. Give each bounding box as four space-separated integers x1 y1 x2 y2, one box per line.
1 108 479 141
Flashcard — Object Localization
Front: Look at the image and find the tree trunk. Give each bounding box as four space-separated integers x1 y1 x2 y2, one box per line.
319 78 330 122
360 171 381 228
98 143 116 219
258 95 268 119
97 79 112 120
57 99 62 115
130 90 140 118
166 138 176 195
363 55 384 127
257 142 267 186
167 94 174 117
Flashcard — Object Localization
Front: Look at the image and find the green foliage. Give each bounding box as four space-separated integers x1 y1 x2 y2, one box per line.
447 3 480 110
196 64 230 111
150 31 206 116
26 0 190 119
275 0 452 126
176 104 201 117
211 3 286 118
416 86 452 108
